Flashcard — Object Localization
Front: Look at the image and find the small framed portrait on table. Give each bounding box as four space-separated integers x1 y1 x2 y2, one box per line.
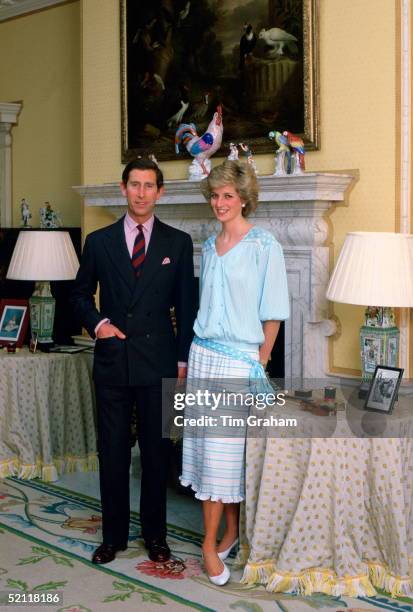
0 299 29 348
365 365 404 414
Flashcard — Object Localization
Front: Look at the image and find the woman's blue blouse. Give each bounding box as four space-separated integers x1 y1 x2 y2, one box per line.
193 226 290 350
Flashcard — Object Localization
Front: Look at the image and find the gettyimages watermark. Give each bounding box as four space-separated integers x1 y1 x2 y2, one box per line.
173 387 287 410
173 387 296 430
161 377 413 439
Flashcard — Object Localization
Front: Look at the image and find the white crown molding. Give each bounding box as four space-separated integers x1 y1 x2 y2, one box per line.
0 0 68 22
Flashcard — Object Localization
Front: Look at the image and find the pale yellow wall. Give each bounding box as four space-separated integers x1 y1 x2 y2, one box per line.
0 0 80 227
311 0 397 371
81 0 399 372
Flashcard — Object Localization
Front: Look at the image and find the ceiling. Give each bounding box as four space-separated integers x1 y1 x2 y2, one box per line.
0 0 67 22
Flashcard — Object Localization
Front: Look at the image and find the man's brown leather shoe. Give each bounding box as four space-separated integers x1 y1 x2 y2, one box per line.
92 543 127 565
144 539 171 562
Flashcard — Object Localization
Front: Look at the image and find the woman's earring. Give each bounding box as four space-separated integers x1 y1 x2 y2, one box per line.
242 204 246 208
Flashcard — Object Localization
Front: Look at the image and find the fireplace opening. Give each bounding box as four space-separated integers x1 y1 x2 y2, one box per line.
267 321 285 379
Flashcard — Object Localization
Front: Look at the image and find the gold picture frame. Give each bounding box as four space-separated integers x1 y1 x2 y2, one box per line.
120 0 320 162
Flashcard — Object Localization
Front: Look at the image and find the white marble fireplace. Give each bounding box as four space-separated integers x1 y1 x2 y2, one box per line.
73 172 356 381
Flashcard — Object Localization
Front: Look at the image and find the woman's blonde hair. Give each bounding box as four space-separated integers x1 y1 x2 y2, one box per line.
200 160 259 217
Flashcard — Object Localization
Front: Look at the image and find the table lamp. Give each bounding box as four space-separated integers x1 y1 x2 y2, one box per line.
6 230 79 347
326 232 413 394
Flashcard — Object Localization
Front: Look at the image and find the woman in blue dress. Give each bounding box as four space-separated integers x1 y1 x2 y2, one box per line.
180 160 289 585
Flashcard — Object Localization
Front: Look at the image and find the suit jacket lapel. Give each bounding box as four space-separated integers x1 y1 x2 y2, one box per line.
103 217 135 293
130 217 170 308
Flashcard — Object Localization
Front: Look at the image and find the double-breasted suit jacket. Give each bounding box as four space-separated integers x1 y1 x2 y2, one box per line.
72 214 195 547
72 216 195 384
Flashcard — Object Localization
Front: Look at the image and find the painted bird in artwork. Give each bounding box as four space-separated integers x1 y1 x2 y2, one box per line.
175 105 223 175
283 131 306 171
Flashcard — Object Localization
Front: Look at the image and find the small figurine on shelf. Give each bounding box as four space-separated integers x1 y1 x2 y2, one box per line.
20 198 32 227
40 201 62 229
239 142 258 174
175 105 223 180
283 131 305 174
227 142 239 161
269 130 291 175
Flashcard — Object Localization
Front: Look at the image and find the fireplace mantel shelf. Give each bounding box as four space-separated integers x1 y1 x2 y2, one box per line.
73 171 357 208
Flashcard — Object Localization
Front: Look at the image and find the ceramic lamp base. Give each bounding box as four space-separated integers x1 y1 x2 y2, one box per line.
360 324 399 382
29 282 55 344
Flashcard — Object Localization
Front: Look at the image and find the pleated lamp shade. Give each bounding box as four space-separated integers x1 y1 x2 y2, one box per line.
326 232 413 307
7 231 79 281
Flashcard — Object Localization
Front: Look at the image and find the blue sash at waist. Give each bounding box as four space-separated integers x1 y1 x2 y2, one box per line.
192 336 274 395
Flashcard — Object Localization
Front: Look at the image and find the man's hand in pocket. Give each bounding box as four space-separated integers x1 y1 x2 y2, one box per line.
96 323 126 340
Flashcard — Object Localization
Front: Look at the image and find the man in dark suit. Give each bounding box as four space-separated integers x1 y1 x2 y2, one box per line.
72 158 195 565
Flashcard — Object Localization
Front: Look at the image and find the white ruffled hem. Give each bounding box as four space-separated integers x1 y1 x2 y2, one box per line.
179 478 244 504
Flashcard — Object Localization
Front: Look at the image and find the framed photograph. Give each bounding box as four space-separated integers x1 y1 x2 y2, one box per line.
0 299 29 347
365 366 404 414
120 0 319 162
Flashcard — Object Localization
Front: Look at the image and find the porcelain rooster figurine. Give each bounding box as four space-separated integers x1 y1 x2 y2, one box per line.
283 130 305 172
175 105 223 180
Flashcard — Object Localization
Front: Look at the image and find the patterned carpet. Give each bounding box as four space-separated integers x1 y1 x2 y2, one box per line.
0 477 412 611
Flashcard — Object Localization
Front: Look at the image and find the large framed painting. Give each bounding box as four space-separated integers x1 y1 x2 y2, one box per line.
121 0 319 162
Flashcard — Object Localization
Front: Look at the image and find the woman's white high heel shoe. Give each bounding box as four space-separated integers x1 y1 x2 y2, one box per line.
207 560 230 586
202 554 230 586
217 537 239 561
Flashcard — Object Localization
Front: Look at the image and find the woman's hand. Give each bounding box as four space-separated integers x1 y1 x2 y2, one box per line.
177 365 188 381
259 320 281 369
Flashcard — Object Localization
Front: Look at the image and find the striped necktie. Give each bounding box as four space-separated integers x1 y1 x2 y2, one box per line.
132 224 145 277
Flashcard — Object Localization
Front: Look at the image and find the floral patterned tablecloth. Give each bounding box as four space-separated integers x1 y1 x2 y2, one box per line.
239 399 413 599
0 348 97 481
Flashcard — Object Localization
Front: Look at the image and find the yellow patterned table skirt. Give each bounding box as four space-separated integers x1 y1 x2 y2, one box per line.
0 350 97 482
240 434 413 598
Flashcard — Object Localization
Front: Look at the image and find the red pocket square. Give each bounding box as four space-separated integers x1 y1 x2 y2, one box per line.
162 257 171 265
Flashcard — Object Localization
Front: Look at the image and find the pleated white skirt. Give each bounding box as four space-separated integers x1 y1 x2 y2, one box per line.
180 341 258 503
